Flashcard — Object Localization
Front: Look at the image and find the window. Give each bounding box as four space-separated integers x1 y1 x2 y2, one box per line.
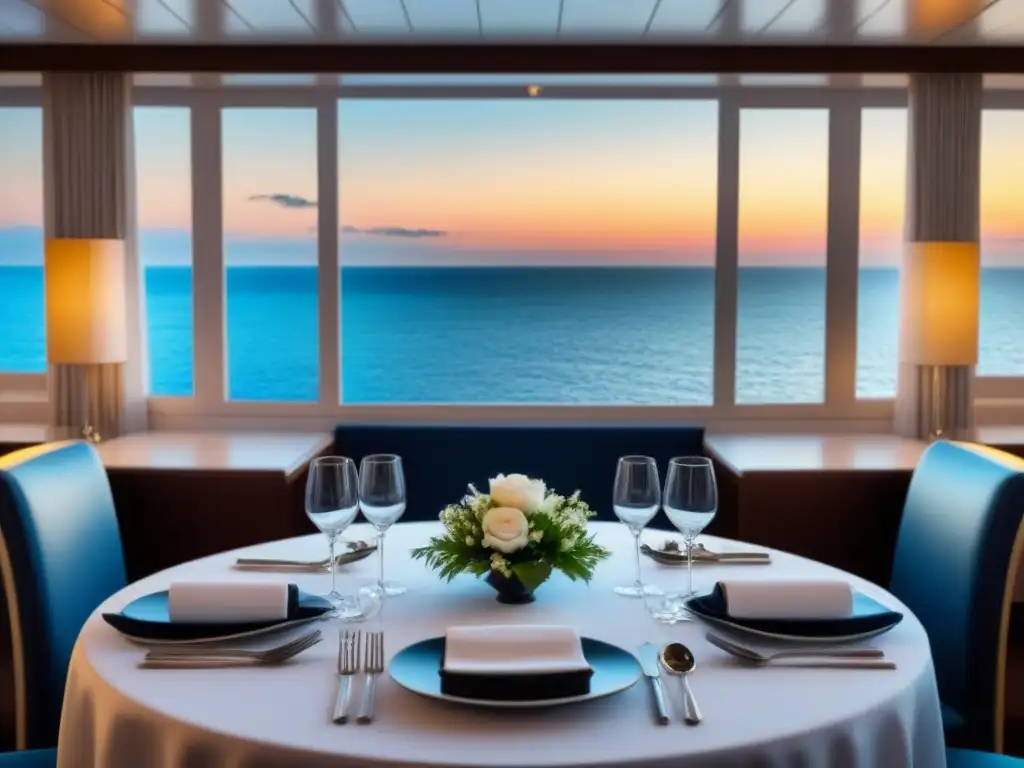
736 109 829 404
979 110 1024 376
337 99 718 404
857 108 907 399
222 108 319 402
0 108 44 373
135 107 193 396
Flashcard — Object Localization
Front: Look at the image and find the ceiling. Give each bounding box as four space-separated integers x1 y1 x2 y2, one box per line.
2 0 1024 45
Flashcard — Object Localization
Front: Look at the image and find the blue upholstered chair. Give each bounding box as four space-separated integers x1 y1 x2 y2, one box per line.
890 440 1024 761
947 748 1024 767
0 440 127 761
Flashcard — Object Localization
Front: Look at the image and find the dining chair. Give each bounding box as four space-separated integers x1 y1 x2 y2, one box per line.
889 440 1024 756
0 441 127 754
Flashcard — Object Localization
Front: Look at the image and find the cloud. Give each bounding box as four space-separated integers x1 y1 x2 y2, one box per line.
249 194 317 209
342 225 447 238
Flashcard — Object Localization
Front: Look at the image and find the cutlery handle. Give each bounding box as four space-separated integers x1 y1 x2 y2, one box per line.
776 648 885 660
681 677 702 725
332 675 352 724
649 678 670 725
236 558 323 568
357 674 377 724
781 660 897 670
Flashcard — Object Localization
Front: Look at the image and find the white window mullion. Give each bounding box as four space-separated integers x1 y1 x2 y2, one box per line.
191 95 226 408
318 98 341 405
713 95 739 407
825 103 862 409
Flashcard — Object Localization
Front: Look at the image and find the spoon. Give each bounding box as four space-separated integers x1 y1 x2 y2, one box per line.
660 642 702 725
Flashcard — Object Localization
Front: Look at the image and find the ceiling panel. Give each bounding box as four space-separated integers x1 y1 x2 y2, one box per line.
478 0 559 35
559 0 658 35
647 0 724 35
342 0 410 34
405 0 478 34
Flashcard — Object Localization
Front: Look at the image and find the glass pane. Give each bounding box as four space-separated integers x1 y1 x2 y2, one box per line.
857 108 906 399
338 99 718 404
979 110 1024 376
222 108 319 402
737 109 828 404
0 108 44 373
136 107 193 396
742 0 826 34
225 0 316 33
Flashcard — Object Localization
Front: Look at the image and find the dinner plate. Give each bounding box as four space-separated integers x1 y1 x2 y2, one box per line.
102 587 333 644
389 637 641 709
684 588 903 644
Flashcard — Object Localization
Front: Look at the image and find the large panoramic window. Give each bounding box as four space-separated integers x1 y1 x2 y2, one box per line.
857 108 907 399
736 109 829 404
337 99 719 404
135 107 193 396
979 110 1024 376
222 108 319 402
0 108 44 373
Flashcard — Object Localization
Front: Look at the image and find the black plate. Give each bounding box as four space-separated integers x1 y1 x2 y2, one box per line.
389 636 641 708
685 585 903 640
102 586 333 642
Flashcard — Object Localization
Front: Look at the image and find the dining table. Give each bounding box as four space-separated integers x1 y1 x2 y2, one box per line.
57 521 946 768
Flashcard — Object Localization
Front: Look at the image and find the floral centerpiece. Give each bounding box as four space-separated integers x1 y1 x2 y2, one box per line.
411 473 610 604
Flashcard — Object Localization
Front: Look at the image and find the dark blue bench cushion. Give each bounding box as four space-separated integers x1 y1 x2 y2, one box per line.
333 423 704 528
947 749 1024 767
0 750 56 767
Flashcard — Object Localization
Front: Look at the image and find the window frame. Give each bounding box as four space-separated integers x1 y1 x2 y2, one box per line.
4 78 1024 431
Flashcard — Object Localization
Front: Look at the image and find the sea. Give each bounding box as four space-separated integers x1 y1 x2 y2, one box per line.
3 265 1024 404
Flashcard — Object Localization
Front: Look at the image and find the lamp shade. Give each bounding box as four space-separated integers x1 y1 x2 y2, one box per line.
45 238 128 365
899 241 980 367
907 0 981 31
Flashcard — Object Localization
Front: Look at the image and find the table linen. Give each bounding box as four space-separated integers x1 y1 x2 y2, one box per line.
58 521 945 768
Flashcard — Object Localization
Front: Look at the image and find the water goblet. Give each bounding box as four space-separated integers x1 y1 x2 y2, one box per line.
305 456 363 617
359 454 407 598
613 456 663 597
664 456 718 598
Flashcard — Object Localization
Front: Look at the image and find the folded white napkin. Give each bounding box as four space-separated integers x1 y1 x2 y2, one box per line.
719 579 854 620
444 625 590 675
168 581 290 624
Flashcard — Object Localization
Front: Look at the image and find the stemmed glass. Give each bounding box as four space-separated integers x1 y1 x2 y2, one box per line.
305 456 362 616
663 456 718 598
613 456 663 597
359 454 407 598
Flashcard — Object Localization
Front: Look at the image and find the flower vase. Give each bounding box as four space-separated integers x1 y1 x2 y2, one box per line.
485 570 537 605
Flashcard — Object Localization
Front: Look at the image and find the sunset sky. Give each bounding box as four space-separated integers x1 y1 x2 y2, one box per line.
1 100 1023 266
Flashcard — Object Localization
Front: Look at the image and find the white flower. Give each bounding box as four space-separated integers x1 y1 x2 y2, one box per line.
481 506 531 553
489 473 546 513
465 535 475 546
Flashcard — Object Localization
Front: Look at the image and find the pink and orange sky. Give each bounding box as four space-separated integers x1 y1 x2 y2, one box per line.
2 101 1023 266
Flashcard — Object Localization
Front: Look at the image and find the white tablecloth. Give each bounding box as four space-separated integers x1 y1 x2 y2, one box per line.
57 522 946 768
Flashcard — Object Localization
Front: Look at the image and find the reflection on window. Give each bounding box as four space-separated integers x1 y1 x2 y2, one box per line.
136 107 193 396
0 108 44 373
223 108 319 402
979 111 1024 376
857 108 906 399
737 109 828 404
338 99 718 404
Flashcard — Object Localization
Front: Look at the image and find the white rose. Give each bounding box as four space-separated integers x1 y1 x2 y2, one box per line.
489 473 546 513
481 506 531 554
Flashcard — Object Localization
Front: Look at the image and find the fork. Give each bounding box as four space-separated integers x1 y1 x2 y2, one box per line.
332 630 361 724
141 630 323 668
356 631 384 724
706 632 888 665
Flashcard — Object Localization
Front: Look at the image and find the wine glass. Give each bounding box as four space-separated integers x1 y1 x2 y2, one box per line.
305 456 361 614
663 456 718 598
359 454 407 598
613 456 663 597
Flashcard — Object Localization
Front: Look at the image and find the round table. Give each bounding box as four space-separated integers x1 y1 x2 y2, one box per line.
57 522 945 768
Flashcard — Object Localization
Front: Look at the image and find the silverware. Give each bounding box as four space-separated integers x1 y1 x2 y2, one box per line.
235 542 375 570
637 643 670 725
660 643 701 725
641 543 770 566
141 630 323 668
356 631 384 724
332 630 361 724
705 633 886 665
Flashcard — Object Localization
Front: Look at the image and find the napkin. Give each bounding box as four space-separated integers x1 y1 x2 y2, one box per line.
440 625 593 701
168 581 291 624
717 579 854 620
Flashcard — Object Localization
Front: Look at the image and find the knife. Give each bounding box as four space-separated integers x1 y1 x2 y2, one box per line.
637 643 670 725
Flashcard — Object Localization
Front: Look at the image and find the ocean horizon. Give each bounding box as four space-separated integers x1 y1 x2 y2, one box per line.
3 264 1024 404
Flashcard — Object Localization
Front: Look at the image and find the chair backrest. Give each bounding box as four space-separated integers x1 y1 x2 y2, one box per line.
889 440 1024 754
0 441 127 750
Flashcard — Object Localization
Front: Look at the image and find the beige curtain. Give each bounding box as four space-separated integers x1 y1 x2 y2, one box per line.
894 73 982 440
43 72 135 440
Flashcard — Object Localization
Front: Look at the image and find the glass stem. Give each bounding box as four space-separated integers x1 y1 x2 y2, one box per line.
686 537 694 596
376 531 386 590
328 535 337 595
633 530 643 589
